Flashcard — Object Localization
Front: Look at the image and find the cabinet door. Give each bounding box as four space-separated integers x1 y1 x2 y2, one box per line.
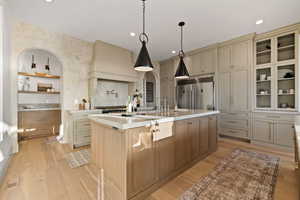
274 122 294 147
231 70 249 112
253 120 273 143
218 72 231 112
190 53 202 75
231 41 250 69
208 116 217 152
218 45 231 72
188 118 200 160
160 78 175 108
199 117 209 156
156 122 176 179
127 127 157 197
200 49 216 74
175 120 190 169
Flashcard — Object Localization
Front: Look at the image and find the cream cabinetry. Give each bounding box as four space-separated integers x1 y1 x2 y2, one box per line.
190 47 217 75
253 120 273 143
218 39 252 72
217 36 253 140
255 31 299 111
160 59 176 108
252 112 296 149
219 70 249 113
218 113 251 139
66 110 102 148
160 77 175 108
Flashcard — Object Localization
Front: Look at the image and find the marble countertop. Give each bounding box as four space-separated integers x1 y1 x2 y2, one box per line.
89 110 219 130
67 109 103 115
18 107 61 112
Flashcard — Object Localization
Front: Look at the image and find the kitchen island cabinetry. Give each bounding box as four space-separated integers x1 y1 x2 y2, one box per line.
90 111 218 200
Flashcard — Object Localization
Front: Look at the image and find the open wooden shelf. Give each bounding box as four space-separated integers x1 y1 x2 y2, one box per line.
18 91 60 94
18 72 60 79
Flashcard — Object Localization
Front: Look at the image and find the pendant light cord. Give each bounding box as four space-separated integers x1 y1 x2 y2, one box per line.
139 0 149 43
143 0 145 35
180 25 183 56
178 21 185 58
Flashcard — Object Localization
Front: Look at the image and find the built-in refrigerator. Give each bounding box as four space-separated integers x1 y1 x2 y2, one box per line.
176 76 215 110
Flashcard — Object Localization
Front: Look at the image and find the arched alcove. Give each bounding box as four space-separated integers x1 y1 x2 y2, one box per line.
17 48 63 140
142 70 160 109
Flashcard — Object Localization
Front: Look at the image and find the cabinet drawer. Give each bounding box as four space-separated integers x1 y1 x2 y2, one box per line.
253 112 296 121
75 134 91 144
75 119 91 131
76 128 91 137
219 128 249 139
219 112 249 120
219 118 248 130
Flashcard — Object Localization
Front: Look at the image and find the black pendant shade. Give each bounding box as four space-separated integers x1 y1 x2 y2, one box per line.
175 56 189 79
175 21 189 79
134 41 153 71
134 0 153 72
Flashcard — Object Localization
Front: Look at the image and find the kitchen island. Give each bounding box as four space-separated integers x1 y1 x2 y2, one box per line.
89 110 219 200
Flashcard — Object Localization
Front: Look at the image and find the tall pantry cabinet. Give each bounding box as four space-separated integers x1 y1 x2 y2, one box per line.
160 59 176 108
217 35 254 139
252 25 300 150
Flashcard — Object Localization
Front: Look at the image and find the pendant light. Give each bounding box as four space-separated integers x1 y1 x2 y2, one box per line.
175 22 190 79
45 57 50 72
134 0 153 72
31 55 36 69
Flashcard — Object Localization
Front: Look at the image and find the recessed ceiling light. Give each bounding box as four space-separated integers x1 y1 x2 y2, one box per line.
256 19 263 25
45 0 54 3
172 50 176 54
130 32 136 37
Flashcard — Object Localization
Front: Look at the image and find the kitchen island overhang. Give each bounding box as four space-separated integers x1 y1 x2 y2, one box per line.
89 110 219 200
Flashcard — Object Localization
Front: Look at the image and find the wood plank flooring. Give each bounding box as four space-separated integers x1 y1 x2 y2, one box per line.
0 137 298 200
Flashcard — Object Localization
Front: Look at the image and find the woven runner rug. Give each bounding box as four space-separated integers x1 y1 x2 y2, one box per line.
180 149 280 200
65 149 90 169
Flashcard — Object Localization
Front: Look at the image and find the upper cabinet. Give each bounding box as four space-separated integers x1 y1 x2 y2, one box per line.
190 47 217 75
255 30 299 111
218 39 252 73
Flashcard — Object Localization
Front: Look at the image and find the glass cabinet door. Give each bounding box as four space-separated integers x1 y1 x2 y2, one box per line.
277 64 295 109
277 33 295 62
256 39 272 65
256 67 272 108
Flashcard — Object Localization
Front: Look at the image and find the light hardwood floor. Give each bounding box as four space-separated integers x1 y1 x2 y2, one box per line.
0 137 298 200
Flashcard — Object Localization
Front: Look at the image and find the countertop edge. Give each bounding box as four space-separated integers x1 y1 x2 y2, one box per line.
89 111 220 130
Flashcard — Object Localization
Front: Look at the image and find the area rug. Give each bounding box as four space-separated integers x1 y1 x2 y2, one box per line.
180 149 280 200
65 149 90 169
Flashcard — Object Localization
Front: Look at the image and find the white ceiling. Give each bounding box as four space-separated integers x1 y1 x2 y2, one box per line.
8 0 300 61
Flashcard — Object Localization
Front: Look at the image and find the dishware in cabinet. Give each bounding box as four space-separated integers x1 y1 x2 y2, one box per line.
255 66 273 109
256 39 272 65
275 63 296 110
276 33 296 62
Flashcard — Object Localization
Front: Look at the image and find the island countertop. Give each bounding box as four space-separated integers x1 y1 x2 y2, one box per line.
89 109 219 130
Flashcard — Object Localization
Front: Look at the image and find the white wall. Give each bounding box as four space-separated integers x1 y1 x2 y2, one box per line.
7 21 93 146
0 2 3 141
17 49 62 105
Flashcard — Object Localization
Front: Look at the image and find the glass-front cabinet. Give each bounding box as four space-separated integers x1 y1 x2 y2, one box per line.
276 64 296 110
277 33 295 62
256 67 272 109
255 31 298 111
